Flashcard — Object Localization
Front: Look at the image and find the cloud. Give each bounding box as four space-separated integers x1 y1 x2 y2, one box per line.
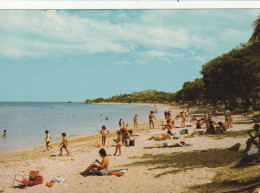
0 10 258 60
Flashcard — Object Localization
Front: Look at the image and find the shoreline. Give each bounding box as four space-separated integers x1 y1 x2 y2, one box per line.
0 103 179 156
1 105 256 193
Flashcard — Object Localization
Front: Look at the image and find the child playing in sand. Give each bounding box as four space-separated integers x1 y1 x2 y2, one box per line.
45 130 52 151
59 132 69 156
133 115 138 129
3 130 6 137
114 130 122 156
79 148 109 175
100 125 109 146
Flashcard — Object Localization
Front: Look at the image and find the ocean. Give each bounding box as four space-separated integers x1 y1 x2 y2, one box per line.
0 102 168 153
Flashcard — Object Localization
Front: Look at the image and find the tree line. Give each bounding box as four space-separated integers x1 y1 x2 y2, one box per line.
85 15 260 112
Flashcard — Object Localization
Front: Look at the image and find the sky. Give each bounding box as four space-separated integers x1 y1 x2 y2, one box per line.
0 9 259 102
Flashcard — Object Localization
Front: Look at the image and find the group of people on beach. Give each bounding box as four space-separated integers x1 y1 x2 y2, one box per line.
44 130 70 156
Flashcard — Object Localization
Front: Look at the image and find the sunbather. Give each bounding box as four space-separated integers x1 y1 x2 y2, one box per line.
144 141 186 149
183 130 201 138
148 133 172 141
216 122 226 134
79 148 109 175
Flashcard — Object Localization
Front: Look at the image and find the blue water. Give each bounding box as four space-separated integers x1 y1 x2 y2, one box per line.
0 102 168 153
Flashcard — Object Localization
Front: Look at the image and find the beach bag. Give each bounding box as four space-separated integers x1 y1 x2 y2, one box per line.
180 129 188 135
129 139 135 146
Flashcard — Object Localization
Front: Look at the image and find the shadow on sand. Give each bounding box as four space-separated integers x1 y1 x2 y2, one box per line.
126 148 243 178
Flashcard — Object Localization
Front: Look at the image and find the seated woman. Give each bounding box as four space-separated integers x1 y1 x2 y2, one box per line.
204 120 216 134
216 122 226 134
79 148 109 175
191 115 197 121
148 133 172 141
196 120 205 129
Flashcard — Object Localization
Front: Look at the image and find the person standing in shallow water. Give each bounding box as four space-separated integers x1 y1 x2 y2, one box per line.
133 115 138 129
119 119 122 127
149 111 156 129
3 130 6 137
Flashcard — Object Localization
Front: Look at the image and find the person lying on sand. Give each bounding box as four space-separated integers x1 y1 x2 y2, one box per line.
191 115 197 121
162 120 175 135
244 124 260 153
148 133 172 141
182 130 201 138
144 141 186 149
79 148 109 175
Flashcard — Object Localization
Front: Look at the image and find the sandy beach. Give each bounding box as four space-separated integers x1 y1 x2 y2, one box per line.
0 106 259 193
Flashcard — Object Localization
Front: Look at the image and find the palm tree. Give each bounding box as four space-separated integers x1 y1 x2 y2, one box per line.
248 14 260 44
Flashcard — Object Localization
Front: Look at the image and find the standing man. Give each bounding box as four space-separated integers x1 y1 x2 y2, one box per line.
149 111 156 129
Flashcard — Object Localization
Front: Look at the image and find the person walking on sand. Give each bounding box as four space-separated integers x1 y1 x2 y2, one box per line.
149 111 156 129
3 130 6 137
100 125 109 146
59 132 69 156
133 115 138 129
225 109 231 129
45 130 52 151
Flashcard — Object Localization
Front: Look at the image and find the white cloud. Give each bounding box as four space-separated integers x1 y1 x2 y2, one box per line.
0 10 258 59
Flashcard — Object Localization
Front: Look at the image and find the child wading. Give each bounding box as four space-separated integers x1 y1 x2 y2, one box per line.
100 125 109 146
45 130 52 151
59 132 69 156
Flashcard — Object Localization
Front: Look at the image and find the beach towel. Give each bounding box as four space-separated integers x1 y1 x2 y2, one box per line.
82 169 128 177
247 148 259 155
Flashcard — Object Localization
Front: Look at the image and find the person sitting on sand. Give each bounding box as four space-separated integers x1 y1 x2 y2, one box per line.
205 120 216 134
149 111 157 129
216 122 226 134
148 133 172 141
59 132 69 156
100 125 109 147
45 130 52 151
3 130 6 137
133 115 138 129
162 120 175 135
244 124 260 153
79 148 109 175
114 130 122 156
191 115 197 121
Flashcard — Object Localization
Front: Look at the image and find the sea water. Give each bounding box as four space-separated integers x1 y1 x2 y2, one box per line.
0 102 168 153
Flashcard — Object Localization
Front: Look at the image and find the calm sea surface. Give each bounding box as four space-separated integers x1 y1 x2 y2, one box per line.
0 102 168 153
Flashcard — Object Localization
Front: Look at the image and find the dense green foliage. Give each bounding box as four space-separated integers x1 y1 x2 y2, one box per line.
85 90 176 104
86 15 260 111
